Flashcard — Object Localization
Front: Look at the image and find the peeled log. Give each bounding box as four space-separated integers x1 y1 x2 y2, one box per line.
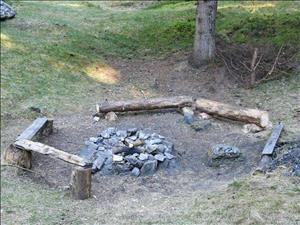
97 96 194 113
14 139 91 167
70 167 92 200
195 98 270 128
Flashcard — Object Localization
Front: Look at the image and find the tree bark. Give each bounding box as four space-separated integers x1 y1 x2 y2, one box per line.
190 0 217 67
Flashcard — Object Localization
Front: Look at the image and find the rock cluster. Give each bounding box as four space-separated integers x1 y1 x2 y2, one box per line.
0 1 16 20
80 127 176 176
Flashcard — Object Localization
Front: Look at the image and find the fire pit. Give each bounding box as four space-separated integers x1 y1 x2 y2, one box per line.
80 127 176 176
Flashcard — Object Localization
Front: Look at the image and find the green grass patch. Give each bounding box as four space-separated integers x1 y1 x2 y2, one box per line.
1 1 299 122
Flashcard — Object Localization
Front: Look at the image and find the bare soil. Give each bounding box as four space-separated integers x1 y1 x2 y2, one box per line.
3 53 273 202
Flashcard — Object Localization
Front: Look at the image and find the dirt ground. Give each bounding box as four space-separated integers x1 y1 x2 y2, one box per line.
3 53 271 198
1 53 299 224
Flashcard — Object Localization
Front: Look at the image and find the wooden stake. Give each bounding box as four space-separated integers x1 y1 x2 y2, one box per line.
70 167 92 200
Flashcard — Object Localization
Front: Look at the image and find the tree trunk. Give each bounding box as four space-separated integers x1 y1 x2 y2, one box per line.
190 0 217 67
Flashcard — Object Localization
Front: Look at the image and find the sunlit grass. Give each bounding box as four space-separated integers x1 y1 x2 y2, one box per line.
85 64 119 84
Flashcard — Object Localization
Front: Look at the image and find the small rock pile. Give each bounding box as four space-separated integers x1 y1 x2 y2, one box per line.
0 1 16 20
80 127 176 176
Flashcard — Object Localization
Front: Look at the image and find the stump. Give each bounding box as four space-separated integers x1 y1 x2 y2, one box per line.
3 144 32 169
70 167 92 200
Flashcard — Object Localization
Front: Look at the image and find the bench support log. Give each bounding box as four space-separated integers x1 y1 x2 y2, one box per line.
70 167 92 200
3 117 53 168
3 144 32 169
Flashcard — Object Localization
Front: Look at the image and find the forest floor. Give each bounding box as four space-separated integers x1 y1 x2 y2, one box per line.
1 1 300 225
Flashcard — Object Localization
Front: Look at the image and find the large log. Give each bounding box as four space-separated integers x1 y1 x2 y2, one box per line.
3 117 53 168
70 167 92 200
14 139 91 167
97 96 194 113
195 98 270 128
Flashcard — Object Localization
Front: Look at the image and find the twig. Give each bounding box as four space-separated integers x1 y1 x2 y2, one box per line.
1 163 42 175
267 45 283 76
250 48 258 87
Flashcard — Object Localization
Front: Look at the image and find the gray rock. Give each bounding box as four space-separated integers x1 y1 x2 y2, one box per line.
125 155 143 168
154 153 165 162
100 127 116 138
87 142 98 151
158 158 170 169
127 128 138 134
164 141 174 152
139 153 149 161
97 146 106 151
182 107 194 124
92 155 107 171
131 167 140 177
79 147 96 162
107 137 120 146
105 112 118 121
156 144 167 153
148 155 155 160
100 157 113 175
140 160 158 176
164 152 175 160
0 1 16 20
116 130 128 138
89 137 99 143
138 131 150 140
191 120 212 132
149 139 162 145
146 144 158 153
210 144 241 160
115 163 132 174
128 135 138 141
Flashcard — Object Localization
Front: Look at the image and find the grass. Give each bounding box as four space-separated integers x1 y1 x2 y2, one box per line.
1 168 299 225
1 1 300 123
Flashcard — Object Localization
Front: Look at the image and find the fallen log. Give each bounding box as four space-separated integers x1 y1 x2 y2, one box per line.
14 139 91 167
96 96 194 113
195 98 270 128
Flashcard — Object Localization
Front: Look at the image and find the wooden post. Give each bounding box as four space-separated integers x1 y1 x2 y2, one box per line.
70 167 92 200
3 144 32 169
